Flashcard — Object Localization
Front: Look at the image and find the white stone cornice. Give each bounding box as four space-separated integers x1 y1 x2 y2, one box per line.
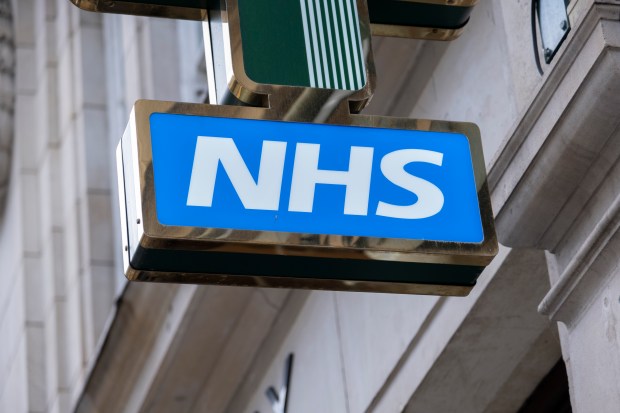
539 192 620 323
489 3 620 250
487 2 620 324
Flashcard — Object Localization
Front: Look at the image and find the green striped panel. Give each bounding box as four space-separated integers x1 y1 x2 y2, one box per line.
238 0 366 90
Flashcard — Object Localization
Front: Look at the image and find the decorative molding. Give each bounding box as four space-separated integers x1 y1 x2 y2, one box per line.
539 191 620 324
486 1 620 323
490 3 620 250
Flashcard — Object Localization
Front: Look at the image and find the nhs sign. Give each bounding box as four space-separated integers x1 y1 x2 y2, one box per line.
118 101 497 295
150 114 483 243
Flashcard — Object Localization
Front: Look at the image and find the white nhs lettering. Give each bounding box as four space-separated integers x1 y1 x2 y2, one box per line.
186 136 444 219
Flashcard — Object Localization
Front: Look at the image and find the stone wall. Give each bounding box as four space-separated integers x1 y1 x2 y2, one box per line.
0 0 14 216
0 1 205 411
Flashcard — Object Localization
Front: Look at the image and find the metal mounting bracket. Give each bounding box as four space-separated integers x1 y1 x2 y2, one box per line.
537 0 571 64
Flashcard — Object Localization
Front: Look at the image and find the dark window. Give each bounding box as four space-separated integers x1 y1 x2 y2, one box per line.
518 359 572 413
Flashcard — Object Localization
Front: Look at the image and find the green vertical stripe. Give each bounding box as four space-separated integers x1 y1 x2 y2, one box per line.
306 0 323 88
299 0 316 87
323 0 339 89
341 0 356 89
329 0 347 90
313 0 330 88
350 0 366 87
308 0 325 88
345 0 361 89
320 0 338 89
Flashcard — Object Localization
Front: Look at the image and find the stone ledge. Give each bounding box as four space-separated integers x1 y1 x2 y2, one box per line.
539 177 620 324
487 2 620 324
490 3 620 250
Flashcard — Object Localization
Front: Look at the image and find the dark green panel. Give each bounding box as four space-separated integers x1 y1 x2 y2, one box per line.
237 0 310 87
367 0 473 30
130 245 482 287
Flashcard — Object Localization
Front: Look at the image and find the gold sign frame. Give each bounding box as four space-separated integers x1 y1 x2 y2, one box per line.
117 99 498 296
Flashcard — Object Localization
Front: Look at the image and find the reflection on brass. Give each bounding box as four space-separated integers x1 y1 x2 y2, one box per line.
69 0 207 20
397 0 478 6
371 23 466 40
117 99 498 295
125 269 474 297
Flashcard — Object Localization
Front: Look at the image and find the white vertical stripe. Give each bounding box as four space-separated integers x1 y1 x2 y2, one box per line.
314 0 331 88
322 0 339 89
337 0 354 89
350 0 366 87
299 0 316 87
345 0 362 89
307 0 324 88
330 0 347 90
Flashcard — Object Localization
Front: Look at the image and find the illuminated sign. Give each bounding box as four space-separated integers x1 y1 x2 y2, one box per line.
117 101 497 296
151 114 483 243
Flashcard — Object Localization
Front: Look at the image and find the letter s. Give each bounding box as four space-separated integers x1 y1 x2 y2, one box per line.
376 149 444 219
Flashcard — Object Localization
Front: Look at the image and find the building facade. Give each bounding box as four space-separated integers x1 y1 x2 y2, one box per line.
0 0 619 412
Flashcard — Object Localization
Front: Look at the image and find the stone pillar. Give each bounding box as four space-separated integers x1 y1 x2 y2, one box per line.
0 0 15 217
539 191 620 411
491 3 620 411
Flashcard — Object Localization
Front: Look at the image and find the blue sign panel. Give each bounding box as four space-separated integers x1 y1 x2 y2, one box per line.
149 113 483 243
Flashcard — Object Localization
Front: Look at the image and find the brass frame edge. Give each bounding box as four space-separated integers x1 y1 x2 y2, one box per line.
69 0 97 12
116 139 131 275
371 23 466 40
68 0 207 20
125 265 474 296
136 232 495 266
